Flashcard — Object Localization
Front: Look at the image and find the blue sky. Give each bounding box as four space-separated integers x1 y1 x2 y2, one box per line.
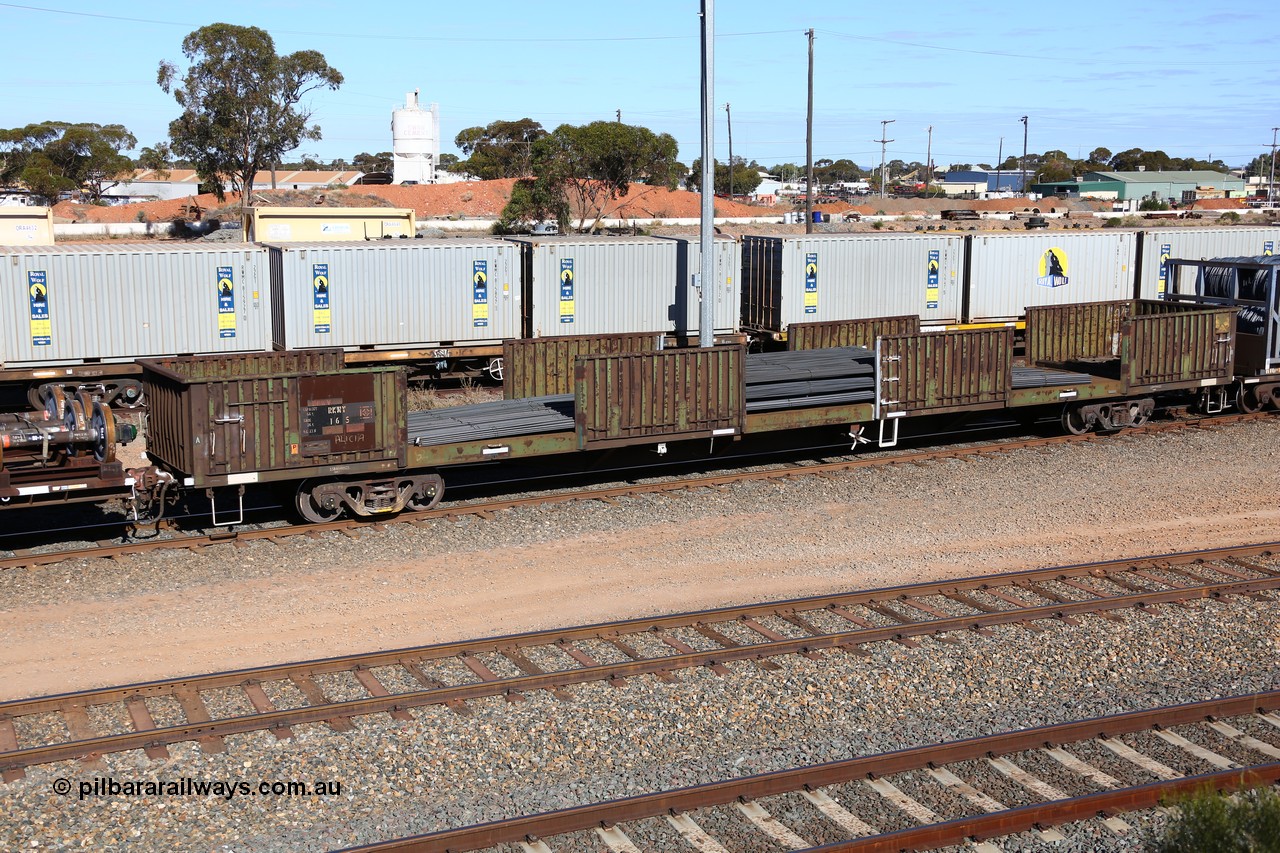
3 1 1277 171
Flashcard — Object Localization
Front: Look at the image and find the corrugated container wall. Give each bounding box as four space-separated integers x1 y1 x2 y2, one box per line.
1140 227 1280 298
740 233 965 334
656 235 740 336
966 231 1136 322
0 243 271 367
266 239 521 351
513 235 723 338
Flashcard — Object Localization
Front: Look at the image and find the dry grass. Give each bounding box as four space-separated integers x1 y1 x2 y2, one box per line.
406 381 502 410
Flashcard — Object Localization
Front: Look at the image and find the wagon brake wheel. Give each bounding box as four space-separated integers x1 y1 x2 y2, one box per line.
295 481 342 523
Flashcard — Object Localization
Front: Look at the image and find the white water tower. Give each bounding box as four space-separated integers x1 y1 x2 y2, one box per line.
391 89 440 185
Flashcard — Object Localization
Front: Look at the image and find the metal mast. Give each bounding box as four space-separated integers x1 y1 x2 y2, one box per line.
876 120 895 199
805 28 814 234
698 0 716 347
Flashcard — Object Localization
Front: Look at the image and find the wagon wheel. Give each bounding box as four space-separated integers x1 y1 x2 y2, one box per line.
406 473 445 512
40 385 67 420
91 401 116 463
1235 382 1263 414
62 397 88 456
295 480 342 523
1061 404 1090 435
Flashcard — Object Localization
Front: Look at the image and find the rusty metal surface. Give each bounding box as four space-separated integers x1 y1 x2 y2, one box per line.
141 351 405 484
876 327 1013 417
502 332 662 399
1126 303 1236 388
1026 299 1236 392
336 691 1280 852
787 315 921 351
574 345 745 449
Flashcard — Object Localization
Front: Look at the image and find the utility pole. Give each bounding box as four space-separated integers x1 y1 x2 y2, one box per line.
616 109 621 123
1270 127 1278 206
875 119 895 199
1019 115 1029 196
805 28 814 234
925 125 933 197
725 102 734 200
995 137 1003 196
698 0 715 348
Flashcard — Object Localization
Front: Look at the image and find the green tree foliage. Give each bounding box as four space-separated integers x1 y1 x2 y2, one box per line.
518 120 682 232
495 177 570 233
1139 196 1170 211
1246 151 1275 179
1150 785 1280 852
686 157 763 196
157 23 343 203
351 151 393 173
0 121 137 204
770 162 803 182
439 153 460 169
136 143 173 178
1087 146 1112 166
454 118 546 180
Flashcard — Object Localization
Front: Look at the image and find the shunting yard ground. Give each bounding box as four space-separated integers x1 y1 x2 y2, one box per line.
2 416 1278 700
1 552 1277 850
0 418 1277 849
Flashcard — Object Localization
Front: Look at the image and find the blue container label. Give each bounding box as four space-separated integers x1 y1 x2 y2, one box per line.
217 265 236 338
28 270 50 347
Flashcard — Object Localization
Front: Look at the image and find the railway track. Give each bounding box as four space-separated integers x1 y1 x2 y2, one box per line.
2 409 1270 571
338 691 1280 852
2 542 1277 782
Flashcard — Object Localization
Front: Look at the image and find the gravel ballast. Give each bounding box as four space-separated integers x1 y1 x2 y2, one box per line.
1 595 1277 850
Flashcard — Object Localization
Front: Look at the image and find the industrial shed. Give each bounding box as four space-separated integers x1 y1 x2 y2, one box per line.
1032 170 1246 202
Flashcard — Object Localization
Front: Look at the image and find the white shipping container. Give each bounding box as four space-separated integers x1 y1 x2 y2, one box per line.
741 233 965 333
0 243 271 367
266 239 522 350
513 235 726 338
657 235 740 337
1140 227 1280 298
966 231 1137 322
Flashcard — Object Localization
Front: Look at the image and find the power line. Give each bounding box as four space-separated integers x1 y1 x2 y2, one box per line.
0 4 791 43
821 27 1277 66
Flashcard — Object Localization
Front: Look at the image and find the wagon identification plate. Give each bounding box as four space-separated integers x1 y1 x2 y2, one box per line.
472 260 489 327
28 270 50 346
804 253 818 314
312 264 331 334
298 375 378 455
1158 243 1171 295
216 265 236 338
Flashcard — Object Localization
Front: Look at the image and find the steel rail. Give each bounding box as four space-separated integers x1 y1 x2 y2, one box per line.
335 691 1280 852
1 543 1277 778
2 410 1267 571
